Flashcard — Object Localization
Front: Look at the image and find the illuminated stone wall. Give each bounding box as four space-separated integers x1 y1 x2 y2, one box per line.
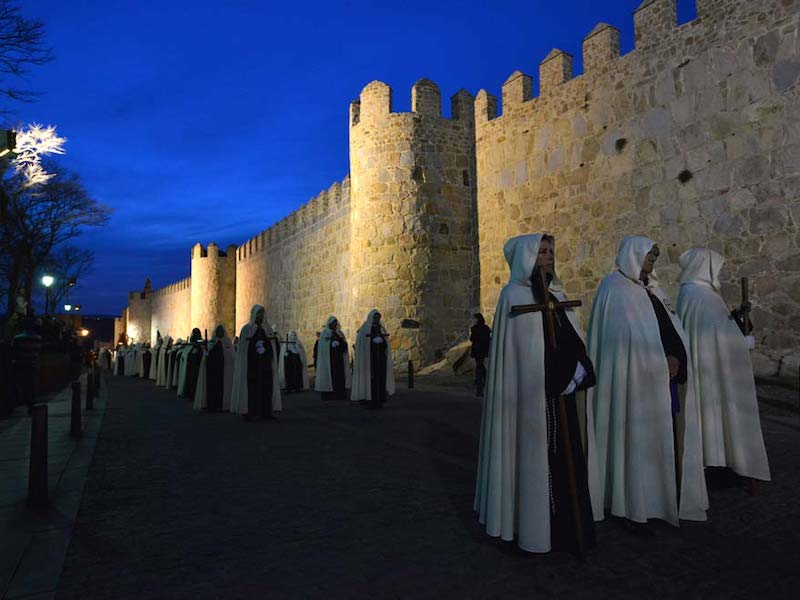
191 243 237 339
121 0 799 376
475 0 800 376
348 79 478 365
148 277 191 343
235 179 352 344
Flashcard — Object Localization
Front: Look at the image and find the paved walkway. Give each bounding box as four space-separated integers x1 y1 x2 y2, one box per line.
43 373 799 599
0 372 108 600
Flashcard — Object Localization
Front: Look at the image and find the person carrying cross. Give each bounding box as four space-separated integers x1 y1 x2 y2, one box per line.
475 233 599 555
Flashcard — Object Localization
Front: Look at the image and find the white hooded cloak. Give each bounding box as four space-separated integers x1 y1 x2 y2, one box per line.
314 316 352 393
587 236 708 525
194 325 236 411
113 347 125 375
230 305 282 414
156 337 173 386
474 234 601 553
278 330 309 390
166 340 183 390
676 248 770 481
350 309 395 402
149 338 162 380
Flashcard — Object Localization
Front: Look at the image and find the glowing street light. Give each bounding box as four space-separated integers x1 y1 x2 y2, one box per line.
73 305 81 312
64 304 72 312
41 274 54 315
79 328 90 337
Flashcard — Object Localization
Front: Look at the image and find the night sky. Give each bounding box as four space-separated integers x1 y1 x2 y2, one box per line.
14 0 697 315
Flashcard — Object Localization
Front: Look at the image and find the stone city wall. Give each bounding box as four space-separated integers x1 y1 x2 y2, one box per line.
191 243 237 339
475 0 800 376
235 178 352 347
349 79 478 366
148 277 192 343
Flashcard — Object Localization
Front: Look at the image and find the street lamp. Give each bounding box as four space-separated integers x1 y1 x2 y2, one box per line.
64 303 72 312
73 305 81 312
79 328 89 337
41 275 54 315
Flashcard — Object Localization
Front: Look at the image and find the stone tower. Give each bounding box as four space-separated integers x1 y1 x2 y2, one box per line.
348 79 478 365
190 243 237 339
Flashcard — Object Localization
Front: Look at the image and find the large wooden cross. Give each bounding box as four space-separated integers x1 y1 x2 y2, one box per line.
510 268 582 349
510 267 587 559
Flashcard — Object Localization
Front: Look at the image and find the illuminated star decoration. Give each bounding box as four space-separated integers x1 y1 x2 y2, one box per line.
12 123 66 187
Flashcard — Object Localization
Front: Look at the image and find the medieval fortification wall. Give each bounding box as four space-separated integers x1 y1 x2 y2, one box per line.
476 0 800 377
122 0 799 377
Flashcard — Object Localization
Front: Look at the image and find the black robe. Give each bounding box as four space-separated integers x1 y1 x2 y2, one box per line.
541 291 597 554
283 349 304 391
183 343 204 399
323 332 346 401
206 342 224 411
247 326 274 418
116 352 125 376
369 326 388 408
142 350 152 378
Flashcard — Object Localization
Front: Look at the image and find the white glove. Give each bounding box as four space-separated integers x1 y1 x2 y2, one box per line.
331 341 340 348
745 335 755 350
372 336 384 344
562 362 587 396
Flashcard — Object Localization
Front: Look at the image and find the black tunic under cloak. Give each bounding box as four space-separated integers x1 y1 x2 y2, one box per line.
322 333 346 401
284 349 304 391
534 277 597 555
368 325 388 408
647 290 688 384
116 352 125 375
183 344 204 400
142 350 151 377
206 342 224 411
247 326 274 418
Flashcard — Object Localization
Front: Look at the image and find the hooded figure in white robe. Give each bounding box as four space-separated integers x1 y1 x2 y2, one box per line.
587 236 708 525
230 305 282 416
194 325 236 411
279 330 309 391
166 339 184 390
124 344 139 376
113 345 126 375
676 248 770 482
156 336 173 386
178 329 204 399
474 234 600 553
314 316 351 400
351 309 395 407
149 333 162 380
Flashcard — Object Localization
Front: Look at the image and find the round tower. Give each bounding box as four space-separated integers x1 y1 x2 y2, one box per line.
190 242 238 338
348 79 477 366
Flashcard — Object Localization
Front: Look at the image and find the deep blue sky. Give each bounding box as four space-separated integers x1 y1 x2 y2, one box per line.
13 0 697 315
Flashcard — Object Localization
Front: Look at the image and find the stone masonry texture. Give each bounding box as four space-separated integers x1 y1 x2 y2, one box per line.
122 0 800 375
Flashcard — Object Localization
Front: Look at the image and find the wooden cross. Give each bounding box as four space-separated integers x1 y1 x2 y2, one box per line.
510 268 582 349
511 267 587 559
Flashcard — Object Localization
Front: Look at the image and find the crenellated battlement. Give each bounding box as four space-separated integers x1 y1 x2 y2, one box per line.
237 176 351 262
121 0 799 375
149 276 192 297
350 79 475 127
474 0 765 125
191 242 237 260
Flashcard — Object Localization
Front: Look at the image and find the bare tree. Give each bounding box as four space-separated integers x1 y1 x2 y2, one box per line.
41 245 94 311
1 165 111 318
0 0 52 106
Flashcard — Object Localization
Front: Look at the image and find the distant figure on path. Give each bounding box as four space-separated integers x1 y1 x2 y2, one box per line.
279 331 308 392
351 310 394 409
470 313 491 397
231 305 281 421
194 325 236 412
315 316 350 401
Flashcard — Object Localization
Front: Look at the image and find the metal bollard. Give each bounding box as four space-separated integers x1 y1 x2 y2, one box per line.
408 360 414 389
86 373 94 411
70 381 82 437
28 404 48 508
